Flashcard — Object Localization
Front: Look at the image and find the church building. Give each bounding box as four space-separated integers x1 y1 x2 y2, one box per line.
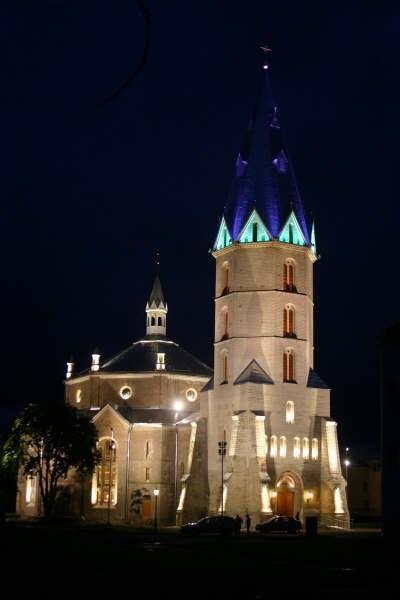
17 60 349 529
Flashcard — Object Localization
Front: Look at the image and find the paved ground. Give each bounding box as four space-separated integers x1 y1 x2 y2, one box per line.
2 521 392 595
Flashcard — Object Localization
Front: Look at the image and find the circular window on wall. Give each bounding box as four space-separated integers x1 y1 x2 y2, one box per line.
120 386 133 400
185 388 198 402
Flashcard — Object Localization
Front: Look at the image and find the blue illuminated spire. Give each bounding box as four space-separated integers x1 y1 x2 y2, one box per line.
217 61 310 247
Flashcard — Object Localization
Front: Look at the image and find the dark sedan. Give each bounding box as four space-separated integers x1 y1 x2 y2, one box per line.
181 515 236 535
255 515 301 534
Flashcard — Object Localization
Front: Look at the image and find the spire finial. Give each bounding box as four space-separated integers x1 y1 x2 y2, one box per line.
260 43 272 70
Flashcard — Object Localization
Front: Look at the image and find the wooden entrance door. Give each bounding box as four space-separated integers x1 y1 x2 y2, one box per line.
277 490 294 516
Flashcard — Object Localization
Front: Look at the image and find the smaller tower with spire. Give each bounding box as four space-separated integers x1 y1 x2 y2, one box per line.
146 275 168 336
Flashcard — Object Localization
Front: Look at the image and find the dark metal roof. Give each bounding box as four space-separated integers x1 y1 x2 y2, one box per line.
98 337 212 377
147 275 165 308
234 359 274 385
117 406 195 424
201 376 214 392
222 68 310 243
307 368 329 389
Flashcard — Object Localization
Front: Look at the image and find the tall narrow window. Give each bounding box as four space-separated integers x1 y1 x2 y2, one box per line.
222 262 229 295
145 440 152 459
224 312 228 338
286 401 294 424
93 439 117 506
145 467 150 482
151 316 155 326
270 435 277 458
283 306 295 337
302 437 309 459
311 438 319 460
252 221 258 242
283 350 295 382
222 355 228 383
157 316 162 326
279 436 287 458
293 437 301 458
284 261 296 292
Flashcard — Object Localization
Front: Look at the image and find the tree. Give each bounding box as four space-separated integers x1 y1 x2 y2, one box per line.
3 402 99 518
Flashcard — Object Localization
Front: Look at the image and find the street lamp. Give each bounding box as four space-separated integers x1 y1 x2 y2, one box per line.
218 432 227 517
344 459 351 480
153 489 160 533
106 439 116 527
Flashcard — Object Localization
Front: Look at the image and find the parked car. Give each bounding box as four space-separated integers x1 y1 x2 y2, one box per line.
255 515 301 534
181 515 236 535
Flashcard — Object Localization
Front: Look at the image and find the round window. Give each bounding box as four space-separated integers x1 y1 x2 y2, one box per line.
120 386 133 400
185 388 198 402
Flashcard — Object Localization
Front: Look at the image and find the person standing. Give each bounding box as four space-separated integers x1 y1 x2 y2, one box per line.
245 513 251 534
234 514 243 535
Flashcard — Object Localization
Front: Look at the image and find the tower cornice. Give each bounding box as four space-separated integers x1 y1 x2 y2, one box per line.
212 240 317 263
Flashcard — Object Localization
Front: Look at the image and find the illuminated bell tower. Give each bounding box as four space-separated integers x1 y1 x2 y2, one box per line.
202 58 349 528
146 275 168 336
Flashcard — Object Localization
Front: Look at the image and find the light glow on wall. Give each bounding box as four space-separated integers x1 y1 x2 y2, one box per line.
25 476 35 504
261 484 272 513
286 401 294 424
302 437 309 459
311 438 319 460
255 416 267 458
326 421 340 474
334 486 344 514
293 437 300 458
279 436 287 458
187 422 197 472
229 416 239 456
177 486 186 512
218 484 228 514
76 389 81 403
270 435 277 457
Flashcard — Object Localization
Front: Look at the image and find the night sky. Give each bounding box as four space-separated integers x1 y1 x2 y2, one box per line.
2 2 398 456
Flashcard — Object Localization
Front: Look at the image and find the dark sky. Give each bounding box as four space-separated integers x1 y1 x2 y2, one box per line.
2 1 399 456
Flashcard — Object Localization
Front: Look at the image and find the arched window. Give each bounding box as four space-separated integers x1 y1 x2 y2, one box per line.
286 400 294 424
311 438 319 460
221 354 228 383
302 437 309 460
283 261 296 292
252 221 258 242
222 311 228 339
222 261 229 296
151 316 155 326
157 316 162 326
92 439 117 506
147 317 149 326
283 305 296 337
279 436 287 458
293 437 300 458
270 435 277 457
283 350 295 382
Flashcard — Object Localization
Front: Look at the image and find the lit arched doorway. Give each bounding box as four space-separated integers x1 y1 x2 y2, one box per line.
276 474 296 516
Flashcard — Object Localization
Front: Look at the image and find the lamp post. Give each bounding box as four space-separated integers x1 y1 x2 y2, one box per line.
344 459 350 481
218 431 227 517
107 440 116 527
153 489 160 533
